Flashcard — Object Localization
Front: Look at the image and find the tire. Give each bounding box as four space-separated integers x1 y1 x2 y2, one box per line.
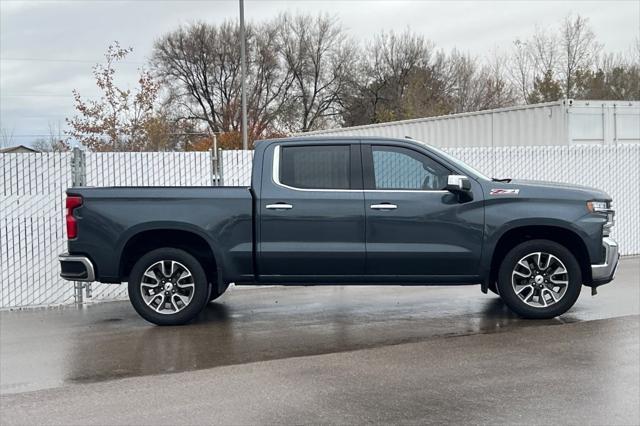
128 248 209 326
209 282 229 302
497 239 582 319
488 282 499 295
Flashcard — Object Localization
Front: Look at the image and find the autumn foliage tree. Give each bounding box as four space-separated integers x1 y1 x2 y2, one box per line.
66 42 161 151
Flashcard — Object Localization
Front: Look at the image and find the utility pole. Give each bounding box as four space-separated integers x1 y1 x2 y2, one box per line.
239 0 248 150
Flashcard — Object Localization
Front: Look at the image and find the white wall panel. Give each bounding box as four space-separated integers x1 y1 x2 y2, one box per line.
305 100 639 148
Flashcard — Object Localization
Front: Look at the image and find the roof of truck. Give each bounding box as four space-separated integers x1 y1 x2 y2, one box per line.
256 135 417 146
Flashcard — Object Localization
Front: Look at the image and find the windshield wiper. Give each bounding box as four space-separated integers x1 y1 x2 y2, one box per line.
491 177 512 183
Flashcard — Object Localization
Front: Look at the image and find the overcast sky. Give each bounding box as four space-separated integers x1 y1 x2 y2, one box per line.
1 0 638 145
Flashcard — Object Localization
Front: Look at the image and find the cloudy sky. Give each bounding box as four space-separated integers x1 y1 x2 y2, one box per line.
1 0 638 146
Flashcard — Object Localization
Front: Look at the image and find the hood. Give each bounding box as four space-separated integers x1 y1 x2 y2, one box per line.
489 179 611 201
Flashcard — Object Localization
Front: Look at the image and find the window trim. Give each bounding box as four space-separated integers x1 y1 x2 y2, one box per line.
362 143 452 192
272 144 362 192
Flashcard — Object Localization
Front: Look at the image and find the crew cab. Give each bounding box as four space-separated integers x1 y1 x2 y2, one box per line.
60 137 619 325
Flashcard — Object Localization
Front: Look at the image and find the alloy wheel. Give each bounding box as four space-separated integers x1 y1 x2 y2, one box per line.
511 252 569 308
140 260 195 315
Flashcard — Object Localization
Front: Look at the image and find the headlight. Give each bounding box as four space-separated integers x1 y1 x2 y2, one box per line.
587 200 609 213
588 200 615 236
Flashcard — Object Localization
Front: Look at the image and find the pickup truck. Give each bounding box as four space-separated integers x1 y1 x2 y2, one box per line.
59 136 619 325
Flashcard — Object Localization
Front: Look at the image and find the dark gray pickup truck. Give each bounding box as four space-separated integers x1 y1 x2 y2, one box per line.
60 137 619 325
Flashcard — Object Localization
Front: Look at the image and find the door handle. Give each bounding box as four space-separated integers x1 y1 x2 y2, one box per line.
266 203 293 210
370 203 398 210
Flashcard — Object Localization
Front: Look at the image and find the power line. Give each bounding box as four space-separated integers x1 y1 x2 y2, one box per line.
0 57 145 65
8 132 211 138
1 94 71 98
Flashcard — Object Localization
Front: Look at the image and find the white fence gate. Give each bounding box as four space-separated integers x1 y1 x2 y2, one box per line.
1 145 638 309
1 151 215 308
2 153 73 307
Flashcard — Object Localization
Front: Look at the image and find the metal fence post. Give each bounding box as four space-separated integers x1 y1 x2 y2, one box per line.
210 134 221 186
72 147 86 187
218 148 224 186
210 148 216 186
71 147 88 304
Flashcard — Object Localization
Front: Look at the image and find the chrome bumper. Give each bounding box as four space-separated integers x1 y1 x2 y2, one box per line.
591 237 619 284
59 254 95 282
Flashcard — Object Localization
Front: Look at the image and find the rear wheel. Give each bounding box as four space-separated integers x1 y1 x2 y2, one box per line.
497 239 582 319
128 248 209 326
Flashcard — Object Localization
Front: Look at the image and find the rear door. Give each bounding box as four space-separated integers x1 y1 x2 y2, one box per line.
362 142 484 278
258 142 365 280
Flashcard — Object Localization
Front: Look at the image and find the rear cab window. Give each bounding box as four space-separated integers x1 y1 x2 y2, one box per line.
279 145 351 190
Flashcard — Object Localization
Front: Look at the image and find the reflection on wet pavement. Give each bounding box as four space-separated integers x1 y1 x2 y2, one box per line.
1 257 638 395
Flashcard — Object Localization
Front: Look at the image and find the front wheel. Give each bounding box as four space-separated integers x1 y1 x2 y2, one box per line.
497 240 582 319
128 248 209 325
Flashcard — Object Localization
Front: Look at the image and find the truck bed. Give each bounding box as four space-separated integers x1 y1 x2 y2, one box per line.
67 186 254 283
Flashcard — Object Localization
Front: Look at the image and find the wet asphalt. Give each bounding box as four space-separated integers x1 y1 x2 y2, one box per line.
0 257 639 424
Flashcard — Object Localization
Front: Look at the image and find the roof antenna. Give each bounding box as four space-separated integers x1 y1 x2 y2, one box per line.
404 135 414 140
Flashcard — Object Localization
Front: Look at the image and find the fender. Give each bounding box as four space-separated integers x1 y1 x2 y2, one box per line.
480 217 593 291
116 221 228 290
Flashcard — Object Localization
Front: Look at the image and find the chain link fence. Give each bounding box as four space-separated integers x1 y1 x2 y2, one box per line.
1 144 638 308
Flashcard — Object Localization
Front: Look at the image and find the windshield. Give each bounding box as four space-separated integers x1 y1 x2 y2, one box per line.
418 142 491 181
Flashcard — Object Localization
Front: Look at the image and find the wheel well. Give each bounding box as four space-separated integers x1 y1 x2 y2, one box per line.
490 226 592 287
120 229 218 285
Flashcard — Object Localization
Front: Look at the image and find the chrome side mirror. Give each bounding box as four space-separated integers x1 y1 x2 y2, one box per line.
446 175 471 193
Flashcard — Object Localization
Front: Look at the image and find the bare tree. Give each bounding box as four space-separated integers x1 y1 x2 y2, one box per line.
507 39 534 102
153 20 294 141
559 15 602 98
32 122 68 152
574 49 640 101
343 29 437 125
0 128 14 148
66 42 160 151
530 26 560 79
507 14 602 103
400 51 451 120
483 52 519 108
444 50 479 113
278 13 357 132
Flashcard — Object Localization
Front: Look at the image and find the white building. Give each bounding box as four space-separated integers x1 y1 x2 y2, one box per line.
304 99 640 148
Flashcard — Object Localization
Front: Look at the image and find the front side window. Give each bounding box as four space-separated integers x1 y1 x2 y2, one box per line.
280 145 351 189
371 146 449 190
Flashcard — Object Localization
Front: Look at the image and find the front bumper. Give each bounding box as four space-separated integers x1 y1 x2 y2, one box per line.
59 253 95 282
591 237 619 285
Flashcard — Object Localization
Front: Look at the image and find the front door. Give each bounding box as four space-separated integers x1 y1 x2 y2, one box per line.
363 142 484 278
258 142 365 280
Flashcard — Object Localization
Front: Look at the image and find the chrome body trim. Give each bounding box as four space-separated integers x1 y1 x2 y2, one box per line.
272 144 449 194
370 204 398 210
272 145 359 193
59 253 95 282
266 203 293 210
591 237 620 283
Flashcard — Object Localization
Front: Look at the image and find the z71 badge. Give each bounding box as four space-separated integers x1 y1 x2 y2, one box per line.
490 188 520 196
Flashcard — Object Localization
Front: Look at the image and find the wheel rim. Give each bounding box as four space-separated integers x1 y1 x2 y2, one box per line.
511 252 569 309
140 260 195 315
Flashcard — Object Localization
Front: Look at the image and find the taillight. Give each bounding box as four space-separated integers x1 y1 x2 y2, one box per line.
66 195 83 239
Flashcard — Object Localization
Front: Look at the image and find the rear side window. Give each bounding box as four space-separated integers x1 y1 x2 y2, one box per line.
280 145 351 189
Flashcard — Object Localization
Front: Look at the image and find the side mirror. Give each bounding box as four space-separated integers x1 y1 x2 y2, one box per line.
446 175 471 193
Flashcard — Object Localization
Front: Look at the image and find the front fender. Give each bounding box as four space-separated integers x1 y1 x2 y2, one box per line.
479 200 604 287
